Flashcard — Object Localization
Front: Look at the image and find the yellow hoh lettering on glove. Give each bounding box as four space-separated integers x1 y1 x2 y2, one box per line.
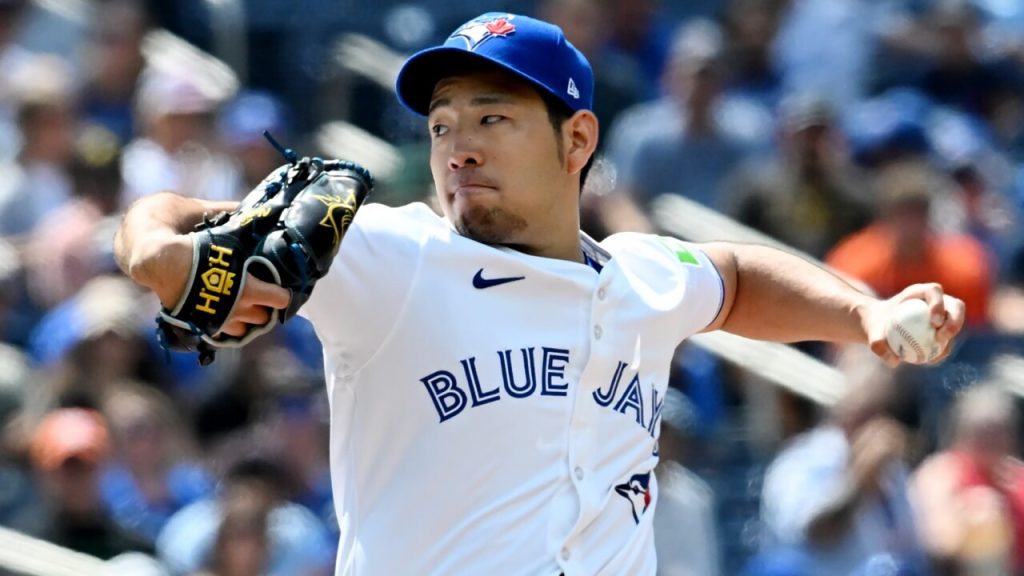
195 244 236 315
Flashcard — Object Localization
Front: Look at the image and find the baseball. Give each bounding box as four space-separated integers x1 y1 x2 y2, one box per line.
886 298 943 364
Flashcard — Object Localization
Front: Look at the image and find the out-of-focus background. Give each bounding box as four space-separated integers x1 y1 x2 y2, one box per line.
0 0 1023 575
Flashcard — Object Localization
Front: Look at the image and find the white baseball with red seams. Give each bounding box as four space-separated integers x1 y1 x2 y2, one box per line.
885 298 942 364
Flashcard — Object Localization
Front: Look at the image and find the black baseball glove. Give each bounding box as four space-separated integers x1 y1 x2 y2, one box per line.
156 154 373 365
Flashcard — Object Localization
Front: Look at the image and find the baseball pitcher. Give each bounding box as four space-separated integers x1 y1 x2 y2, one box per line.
114 12 966 576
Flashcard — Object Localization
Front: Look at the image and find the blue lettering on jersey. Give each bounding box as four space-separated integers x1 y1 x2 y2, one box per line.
614 375 645 427
593 361 628 406
420 346 571 423
594 361 662 438
540 347 570 396
420 370 468 423
647 387 664 437
420 350 663 436
461 357 499 407
499 348 537 398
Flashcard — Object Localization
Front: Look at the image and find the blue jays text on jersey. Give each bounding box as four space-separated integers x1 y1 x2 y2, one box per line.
421 348 664 439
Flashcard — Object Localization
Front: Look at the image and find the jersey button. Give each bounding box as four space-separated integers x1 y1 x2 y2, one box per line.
597 287 607 300
561 547 571 561
593 325 603 340
574 466 584 481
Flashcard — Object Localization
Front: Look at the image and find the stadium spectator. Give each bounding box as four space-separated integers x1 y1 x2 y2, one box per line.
720 0 784 110
827 160 993 327
27 275 158 412
100 382 214 545
913 2 1013 123
611 17 753 206
604 17 753 238
912 383 1024 575
79 0 150 144
121 68 240 207
157 458 334 576
24 124 124 308
197 346 335 534
724 92 873 259
191 485 273 576
28 408 152 559
758 366 928 575
0 54 77 237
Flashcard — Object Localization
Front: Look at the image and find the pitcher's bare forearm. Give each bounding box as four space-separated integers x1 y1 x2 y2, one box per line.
114 193 239 305
702 242 877 344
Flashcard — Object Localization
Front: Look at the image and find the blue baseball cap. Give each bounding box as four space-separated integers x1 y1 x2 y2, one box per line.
396 13 594 117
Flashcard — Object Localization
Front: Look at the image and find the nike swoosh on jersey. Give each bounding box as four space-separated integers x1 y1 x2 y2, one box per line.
472 268 525 289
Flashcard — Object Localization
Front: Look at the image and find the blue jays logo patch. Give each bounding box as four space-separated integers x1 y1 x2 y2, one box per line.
615 472 652 524
450 14 516 51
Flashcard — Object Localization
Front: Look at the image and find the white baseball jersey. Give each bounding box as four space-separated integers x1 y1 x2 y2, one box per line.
300 202 725 576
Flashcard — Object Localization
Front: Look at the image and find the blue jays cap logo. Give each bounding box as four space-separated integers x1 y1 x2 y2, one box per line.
450 14 517 51
395 12 593 116
615 472 652 524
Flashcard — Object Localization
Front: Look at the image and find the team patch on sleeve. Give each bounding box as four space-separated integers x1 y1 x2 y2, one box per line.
656 236 700 266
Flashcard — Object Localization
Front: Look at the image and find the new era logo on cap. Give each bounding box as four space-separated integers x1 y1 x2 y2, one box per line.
567 78 579 99
395 12 595 116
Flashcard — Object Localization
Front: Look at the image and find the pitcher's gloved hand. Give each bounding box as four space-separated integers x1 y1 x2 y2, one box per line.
156 156 373 365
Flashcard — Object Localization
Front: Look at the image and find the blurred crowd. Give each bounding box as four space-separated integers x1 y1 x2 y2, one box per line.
0 0 1024 575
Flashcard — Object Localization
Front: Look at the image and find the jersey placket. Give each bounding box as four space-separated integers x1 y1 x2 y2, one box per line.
556 261 619 574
